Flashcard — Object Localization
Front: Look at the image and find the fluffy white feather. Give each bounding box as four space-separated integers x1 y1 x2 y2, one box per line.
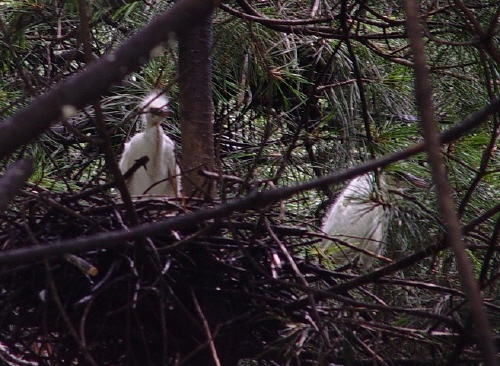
119 90 181 197
320 173 389 269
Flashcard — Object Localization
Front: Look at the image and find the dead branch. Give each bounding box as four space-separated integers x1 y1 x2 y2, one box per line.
0 95 499 267
0 0 216 159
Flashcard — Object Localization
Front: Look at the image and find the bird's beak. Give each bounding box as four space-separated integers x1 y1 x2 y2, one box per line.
150 106 172 118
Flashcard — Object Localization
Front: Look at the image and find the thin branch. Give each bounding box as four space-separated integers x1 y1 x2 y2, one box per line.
340 0 375 159
0 96 498 267
44 260 99 366
403 1 498 365
190 288 222 366
78 0 141 231
265 219 332 349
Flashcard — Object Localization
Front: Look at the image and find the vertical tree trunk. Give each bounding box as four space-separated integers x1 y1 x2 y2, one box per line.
178 12 239 366
178 15 216 200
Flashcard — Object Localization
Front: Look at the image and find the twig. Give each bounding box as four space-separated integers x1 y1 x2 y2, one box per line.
77 0 140 227
264 219 332 349
0 94 499 266
59 156 149 204
64 254 98 276
23 222 99 366
190 288 222 366
44 260 99 366
22 190 97 226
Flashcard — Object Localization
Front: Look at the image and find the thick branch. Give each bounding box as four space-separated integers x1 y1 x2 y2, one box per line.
0 95 498 266
0 0 216 159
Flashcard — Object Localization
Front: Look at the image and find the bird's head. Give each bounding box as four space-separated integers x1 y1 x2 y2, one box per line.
140 90 171 127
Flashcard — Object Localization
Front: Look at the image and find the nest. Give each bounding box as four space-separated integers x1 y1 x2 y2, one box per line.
0 183 496 366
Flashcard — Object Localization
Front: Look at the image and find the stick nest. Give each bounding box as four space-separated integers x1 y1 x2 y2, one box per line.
0 186 497 365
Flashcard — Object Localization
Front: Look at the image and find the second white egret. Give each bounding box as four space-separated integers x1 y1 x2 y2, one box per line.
320 172 389 269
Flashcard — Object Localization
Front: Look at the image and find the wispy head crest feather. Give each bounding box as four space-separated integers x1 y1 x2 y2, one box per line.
141 89 169 112
140 89 171 127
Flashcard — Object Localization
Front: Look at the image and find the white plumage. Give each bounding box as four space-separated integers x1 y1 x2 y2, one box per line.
119 90 181 197
320 173 389 269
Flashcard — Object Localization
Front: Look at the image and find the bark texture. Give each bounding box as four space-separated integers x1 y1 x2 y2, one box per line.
178 13 216 200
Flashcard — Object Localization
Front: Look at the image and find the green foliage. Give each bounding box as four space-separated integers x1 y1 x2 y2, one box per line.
1 0 499 363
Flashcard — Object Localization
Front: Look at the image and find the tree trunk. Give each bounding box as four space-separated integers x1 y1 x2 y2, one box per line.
178 12 239 366
178 15 216 200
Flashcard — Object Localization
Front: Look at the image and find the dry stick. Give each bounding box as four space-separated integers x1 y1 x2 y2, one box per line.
354 337 387 366
340 0 375 160
0 97 499 267
287 200 500 314
264 219 332 349
453 0 500 64
190 288 222 366
314 232 392 264
22 190 97 226
457 51 499 217
274 275 461 327
0 16 35 93
23 217 99 366
221 2 333 26
44 260 99 366
60 156 149 204
158 285 169 365
79 296 96 359
301 262 473 302
403 1 499 365
177 330 221 366
77 0 139 226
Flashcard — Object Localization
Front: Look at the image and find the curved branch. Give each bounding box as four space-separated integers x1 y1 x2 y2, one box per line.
0 95 498 267
0 0 216 159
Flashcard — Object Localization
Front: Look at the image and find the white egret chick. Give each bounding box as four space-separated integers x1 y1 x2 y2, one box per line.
119 90 181 197
320 172 389 269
